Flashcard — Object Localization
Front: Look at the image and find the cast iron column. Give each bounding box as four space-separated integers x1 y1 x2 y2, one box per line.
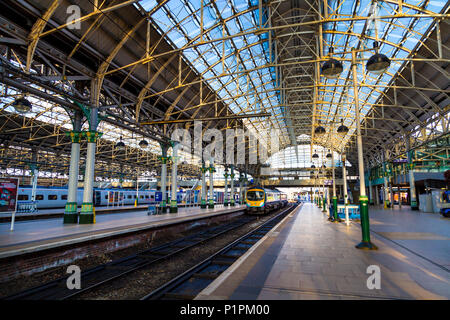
351 48 377 250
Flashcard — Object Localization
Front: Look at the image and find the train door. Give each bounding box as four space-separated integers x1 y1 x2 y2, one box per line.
94 191 102 206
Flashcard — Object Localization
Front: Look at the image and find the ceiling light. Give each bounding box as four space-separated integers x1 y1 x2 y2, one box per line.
337 119 349 137
12 97 32 113
115 136 125 150
321 47 343 79
139 139 149 148
366 41 391 74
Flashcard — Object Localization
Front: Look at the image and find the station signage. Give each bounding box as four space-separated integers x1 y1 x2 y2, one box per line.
0 177 19 213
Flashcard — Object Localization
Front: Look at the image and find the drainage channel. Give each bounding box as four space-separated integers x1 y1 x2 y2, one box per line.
141 204 300 300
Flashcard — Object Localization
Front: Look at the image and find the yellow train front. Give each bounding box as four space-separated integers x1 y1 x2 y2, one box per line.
245 187 288 215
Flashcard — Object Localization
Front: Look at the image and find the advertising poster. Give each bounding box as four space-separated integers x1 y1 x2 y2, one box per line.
0 177 19 213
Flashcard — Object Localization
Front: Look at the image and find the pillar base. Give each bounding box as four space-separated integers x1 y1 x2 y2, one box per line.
200 200 207 209
63 202 78 224
411 201 418 210
230 201 235 206
170 200 177 213
355 241 378 250
208 200 215 209
224 201 229 206
63 213 78 224
159 206 168 214
79 203 94 224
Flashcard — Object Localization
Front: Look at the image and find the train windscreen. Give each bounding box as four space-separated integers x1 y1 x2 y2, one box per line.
247 190 265 201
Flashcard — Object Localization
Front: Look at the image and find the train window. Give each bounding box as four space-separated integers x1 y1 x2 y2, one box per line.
128 195 132 199
145 195 149 199
150 195 154 199
48 194 57 200
140 195 144 199
247 190 264 201
105 195 108 199
18 195 29 201
61 195 68 200
36 195 44 200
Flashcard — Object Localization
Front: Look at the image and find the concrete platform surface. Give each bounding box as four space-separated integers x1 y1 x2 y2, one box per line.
0 205 245 259
196 203 450 300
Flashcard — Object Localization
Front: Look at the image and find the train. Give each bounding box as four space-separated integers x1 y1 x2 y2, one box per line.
245 186 288 214
16 186 228 209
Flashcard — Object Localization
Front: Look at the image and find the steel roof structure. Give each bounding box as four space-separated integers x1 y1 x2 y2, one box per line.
0 0 448 182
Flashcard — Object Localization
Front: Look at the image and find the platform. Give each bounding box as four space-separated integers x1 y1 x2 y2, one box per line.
196 203 450 300
0 205 245 259
0 203 203 222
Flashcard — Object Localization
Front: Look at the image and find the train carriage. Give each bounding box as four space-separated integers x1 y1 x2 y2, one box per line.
16 186 225 209
245 186 288 215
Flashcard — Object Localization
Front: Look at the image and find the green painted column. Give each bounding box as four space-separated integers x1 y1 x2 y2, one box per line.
351 48 377 250
200 164 207 209
230 165 235 206
322 193 327 212
331 151 340 222
208 160 215 209
224 167 229 206
159 143 170 213
169 141 179 213
333 196 338 220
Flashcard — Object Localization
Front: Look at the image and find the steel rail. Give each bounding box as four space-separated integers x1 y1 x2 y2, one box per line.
141 203 301 300
4 209 253 300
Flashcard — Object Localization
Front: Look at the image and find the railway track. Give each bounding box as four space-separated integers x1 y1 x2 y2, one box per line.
141 203 300 300
5 209 255 300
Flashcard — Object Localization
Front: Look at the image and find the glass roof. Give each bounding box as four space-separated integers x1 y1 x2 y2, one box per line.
137 0 290 147
266 144 351 169
318 0 446 150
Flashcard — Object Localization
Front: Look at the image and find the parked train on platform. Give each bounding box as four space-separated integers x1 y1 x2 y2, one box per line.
16 186 226 209
245 186 288 214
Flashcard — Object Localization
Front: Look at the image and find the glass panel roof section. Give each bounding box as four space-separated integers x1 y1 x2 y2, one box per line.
139 0 290 147
266 145 351 169
318 0 446 151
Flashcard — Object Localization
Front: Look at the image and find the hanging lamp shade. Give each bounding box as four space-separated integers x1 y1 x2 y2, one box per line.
326 150 332 158
139 139 149 148
115 136 125 150
366 41 391 74
337 119 349 136
311 164 316 168
12 97 32 113
312 151 319 159
315 125 326 136
321 47 343 79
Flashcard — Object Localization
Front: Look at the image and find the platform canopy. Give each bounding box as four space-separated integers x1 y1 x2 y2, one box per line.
0 0 448 179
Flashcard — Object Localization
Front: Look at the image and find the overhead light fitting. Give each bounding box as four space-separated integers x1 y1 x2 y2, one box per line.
366 41 391 74
321 47 343 79
337 119 349 136
12 97 32 113
326 151 332 158
115 136 125 150
312 151 319 159
139 139 149 148
314 121 326 136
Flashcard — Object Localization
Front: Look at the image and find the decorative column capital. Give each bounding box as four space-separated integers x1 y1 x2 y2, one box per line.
209 166 215 173
159 156 170 164
82 130 102 143
66 131 83 143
